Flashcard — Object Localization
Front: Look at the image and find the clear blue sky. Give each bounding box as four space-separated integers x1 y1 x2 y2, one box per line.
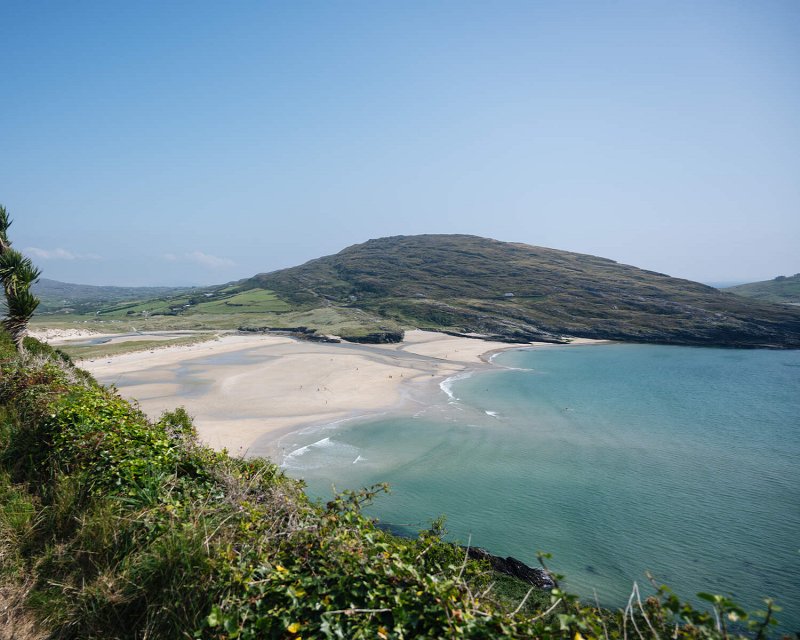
1 1 798 286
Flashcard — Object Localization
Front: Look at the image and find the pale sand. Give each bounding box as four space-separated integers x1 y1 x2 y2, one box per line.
83 330 611 455
29 328 114 343
30 328 215 346
82 331 520 455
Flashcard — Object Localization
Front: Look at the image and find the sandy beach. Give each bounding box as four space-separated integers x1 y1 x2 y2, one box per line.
81 330 522 456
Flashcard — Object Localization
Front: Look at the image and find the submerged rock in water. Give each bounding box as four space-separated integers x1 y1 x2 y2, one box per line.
466 546 555 590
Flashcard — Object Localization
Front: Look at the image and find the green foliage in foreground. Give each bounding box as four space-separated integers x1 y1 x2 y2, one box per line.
0 204 42 351
0 337 784 638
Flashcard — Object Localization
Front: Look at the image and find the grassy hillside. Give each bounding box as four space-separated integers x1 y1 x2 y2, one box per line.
724 274 800 305
32 280 401 341
32 278 193 314
0 335 781 638
32 236 800 348
251 235 800 348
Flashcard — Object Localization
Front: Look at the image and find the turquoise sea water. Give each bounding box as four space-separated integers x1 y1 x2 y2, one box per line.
278 345 800 631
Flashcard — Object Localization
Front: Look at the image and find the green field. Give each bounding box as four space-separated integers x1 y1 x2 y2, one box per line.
191 289 291 313
97 295 196 317
91 287 290 318
32 303 401 342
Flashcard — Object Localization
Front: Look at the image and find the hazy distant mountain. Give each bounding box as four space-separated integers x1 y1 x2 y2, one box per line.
724 274 800 305
33 278 194 314
246 234 800 348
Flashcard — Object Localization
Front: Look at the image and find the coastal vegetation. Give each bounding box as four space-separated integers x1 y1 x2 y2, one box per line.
0 332 784 638
33 235 800 349
0 206 41 351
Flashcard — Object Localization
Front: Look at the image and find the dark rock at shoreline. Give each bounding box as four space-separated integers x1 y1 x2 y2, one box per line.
341 330 404 344
237 326 341 343
375 521 554 591
238 325 404 344
439 329 567 345
466 546 555 590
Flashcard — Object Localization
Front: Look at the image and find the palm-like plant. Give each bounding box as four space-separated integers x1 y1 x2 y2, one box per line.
3 290 40 351
0 204 11 254
0 206 41 352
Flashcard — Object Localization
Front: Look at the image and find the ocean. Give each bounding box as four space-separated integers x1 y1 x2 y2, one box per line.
278 344 800 632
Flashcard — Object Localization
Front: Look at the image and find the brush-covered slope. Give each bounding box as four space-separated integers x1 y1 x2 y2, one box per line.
249 234 800 348
724 274 800 305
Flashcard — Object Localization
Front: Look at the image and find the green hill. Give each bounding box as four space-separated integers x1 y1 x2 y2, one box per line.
32 278 193 314
724 274 800 305
250 234 800 348
34 235 800 348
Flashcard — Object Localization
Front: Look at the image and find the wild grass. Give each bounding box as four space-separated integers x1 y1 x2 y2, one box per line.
57 334 217 360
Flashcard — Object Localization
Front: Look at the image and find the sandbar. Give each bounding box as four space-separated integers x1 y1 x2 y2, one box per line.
81 330 519 456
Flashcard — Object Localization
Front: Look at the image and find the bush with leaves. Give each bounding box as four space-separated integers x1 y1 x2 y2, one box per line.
0 205 41 351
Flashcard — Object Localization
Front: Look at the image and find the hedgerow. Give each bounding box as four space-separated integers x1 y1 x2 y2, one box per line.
0 336 784 639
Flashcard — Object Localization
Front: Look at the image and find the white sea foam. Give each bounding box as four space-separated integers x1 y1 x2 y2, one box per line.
314 436 335 448
352 455 365 464
283 436 331 462
282 436 361 469
488 351 533 371
297 414 368 436
439 371 473 403
484 410 500 418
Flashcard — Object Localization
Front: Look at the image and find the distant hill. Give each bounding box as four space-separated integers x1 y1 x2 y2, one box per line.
32 278 194 314
724 274 800 305
246 234 800 348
